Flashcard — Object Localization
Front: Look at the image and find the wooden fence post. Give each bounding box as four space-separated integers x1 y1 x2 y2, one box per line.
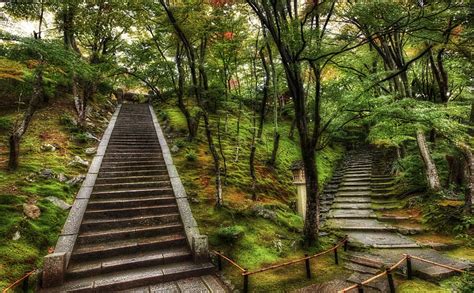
406 255 413 280
386 268 395 293
243 270 249 293
304 254 311 279
334 247 339 265
344 236 348 252
22 274 29 293
217 252 222 271
357 283 364 293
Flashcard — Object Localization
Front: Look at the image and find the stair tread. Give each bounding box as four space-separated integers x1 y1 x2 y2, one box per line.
67 247 191 274
59 261 214 291
78 223 183 238
73 233 187 255
82 213 181 226
85 204 178 213
92 187 173 195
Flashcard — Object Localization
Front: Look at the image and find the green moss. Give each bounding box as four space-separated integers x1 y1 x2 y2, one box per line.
22 181 73 201
0 241 39 289
398 279 450 293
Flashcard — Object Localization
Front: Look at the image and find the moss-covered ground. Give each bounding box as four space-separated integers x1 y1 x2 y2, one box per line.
0 97 112 290
156 103 349 291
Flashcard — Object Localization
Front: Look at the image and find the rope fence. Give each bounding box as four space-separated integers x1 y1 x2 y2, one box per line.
2 270 36 293
338 254 473 293
212 236 349 293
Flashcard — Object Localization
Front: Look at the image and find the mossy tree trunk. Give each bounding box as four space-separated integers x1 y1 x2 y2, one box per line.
416 129 441 192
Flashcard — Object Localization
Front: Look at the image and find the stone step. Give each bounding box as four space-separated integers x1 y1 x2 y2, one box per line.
343 262 380 275
328 209 377 219
332 203 371 209
81 213 181 232
93 181 171 191
343 177 372 183
347 272 387 292
95 175 170 184
58 261 214 292
338 226 397 232
336 191 372 197
71 233 187 261
84 205 179 220
334 197 371 203
100 160 165 167
87 196 176 210
339 181 370 187
99 164 168 172
338 186 371 192
103 154 164 161
104 148 162 153
77 223 183 245
98 169 169 178
66 247 192 280
344 174 371 179
91 187 174 199
343 255 384 269
107 142 160 147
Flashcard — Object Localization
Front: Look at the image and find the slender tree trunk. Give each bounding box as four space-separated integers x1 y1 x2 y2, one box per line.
269 132 280 166
8 68 43 170
217 118 227 184
416 129 441 191
203 114 223 206
234 101 242 162
289 118 296 139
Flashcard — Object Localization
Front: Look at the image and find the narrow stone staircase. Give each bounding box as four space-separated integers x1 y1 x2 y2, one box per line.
326 149 418 249
47 104 221 292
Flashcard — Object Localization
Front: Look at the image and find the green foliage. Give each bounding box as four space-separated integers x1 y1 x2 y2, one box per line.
442 274 474 293
0 116 13 131
184 150 197 162
422 202 465 234
215 225 245 242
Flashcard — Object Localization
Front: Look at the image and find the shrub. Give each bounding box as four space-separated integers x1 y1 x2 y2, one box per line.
0 116 13 131
73 132 88 143
445 273 474 293
185 150 197 162
216 225 245 242
422 202 464 233
174 138 187 148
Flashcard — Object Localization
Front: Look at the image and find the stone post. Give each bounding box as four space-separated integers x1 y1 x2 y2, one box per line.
291 161 307 219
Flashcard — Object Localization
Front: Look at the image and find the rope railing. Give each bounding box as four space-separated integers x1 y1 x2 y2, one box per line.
212 236 349 293
339 254 473 293
2 270 36 293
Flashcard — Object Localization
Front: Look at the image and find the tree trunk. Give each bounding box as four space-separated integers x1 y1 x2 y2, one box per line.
459 144 473 215
8 68 43 170
269 132 280 166
8 135 20 170
416 129 441 191
289 118 296 139
217 118 227 184
203 114 223 207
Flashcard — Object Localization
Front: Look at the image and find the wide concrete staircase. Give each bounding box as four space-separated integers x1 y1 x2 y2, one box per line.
49 104 218 292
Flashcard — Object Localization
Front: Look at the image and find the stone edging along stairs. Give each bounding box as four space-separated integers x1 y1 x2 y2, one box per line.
41 104 222 292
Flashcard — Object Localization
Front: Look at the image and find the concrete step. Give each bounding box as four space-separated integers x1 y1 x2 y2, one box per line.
100 160 165 167
77 223 183 245
87 196 176 210
95 175 170 184
98 169 169 178
93 181 171 191
84 205 179 219
99 164 167 172
58 261 214 292
71 233 187 261
92 187 174 199
67 247 192 280
81 213 181 232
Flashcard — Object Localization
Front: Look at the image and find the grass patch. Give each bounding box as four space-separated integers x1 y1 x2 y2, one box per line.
397 278 450 293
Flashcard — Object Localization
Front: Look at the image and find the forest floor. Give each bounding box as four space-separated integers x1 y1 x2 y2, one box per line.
0 97 115 289
156 102 473 292
0 98 471 291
